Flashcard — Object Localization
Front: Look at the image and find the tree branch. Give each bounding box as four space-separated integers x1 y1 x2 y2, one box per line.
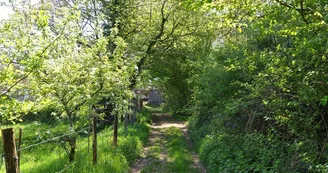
123 25 140 40
275 0 311 24
1 20 67 97
68 83 104 115
299 0 308 24
129 0 168 89
0 71 32 97
275 0 294 8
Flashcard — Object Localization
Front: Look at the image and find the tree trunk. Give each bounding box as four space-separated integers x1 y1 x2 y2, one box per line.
67 112 76 162
68 138 76 162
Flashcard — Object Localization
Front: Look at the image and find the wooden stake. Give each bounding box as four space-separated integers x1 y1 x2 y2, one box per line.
88 106 91 155
17 129 22 172
2 128 19 173
133 106 137 123
139 100 143 111
113 114 118 146
92 113 97 165
124 114 128 136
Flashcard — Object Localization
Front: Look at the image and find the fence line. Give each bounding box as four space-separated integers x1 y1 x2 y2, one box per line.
0 117 113 171
0 130 84 171
56 162 76 173
16 126 89 152
17 118 112 152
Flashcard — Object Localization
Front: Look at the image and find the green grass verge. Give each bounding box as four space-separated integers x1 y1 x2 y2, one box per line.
171 114 190 122
165 127 197 173
141 127 198 173
141 131 165 173
0 114 150 173
144 103 166 114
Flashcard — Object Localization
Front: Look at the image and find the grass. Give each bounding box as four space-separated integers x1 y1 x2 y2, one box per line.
0 103 197 172
144 103 166 114
0 112 150 173
144 102 190 122
140 103 198 173
172 114 190 122
165 127 197 173
141 159 165 173
147 140 161 158
141 130 166 173
141 127 198 173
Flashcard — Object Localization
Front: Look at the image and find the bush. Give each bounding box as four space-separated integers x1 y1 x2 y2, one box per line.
197 132 316 173
187 115 211 149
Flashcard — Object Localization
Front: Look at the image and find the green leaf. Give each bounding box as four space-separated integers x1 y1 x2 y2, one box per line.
320 96 328 106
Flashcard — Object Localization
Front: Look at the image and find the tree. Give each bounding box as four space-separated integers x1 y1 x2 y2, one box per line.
186 0 328 171
30 2 134 159
0 2 68 124
0 0 134 161
101 0 218 113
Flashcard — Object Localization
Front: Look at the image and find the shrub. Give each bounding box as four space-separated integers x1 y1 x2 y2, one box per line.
197 132 316 173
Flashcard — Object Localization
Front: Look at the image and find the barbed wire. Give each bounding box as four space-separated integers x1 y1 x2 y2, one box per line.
56 162 76 173
16 126 89 152
17 118 112 152
0 117 113 171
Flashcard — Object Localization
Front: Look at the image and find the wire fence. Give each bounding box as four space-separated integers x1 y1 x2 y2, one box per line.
0 118 113 172
56 162 76 173
16 126 90 152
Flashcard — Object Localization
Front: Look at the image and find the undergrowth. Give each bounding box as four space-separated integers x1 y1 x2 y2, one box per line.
188 115 321 173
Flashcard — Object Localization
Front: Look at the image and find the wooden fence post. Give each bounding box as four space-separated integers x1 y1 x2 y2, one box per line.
88 106 92 155
124 113 128 136
92 113 97 165
113 114 118 146
139 99 143 111
1 128 19 173
132 99 137 123
137 98 141 112
17 129 22 172
88 118 91 155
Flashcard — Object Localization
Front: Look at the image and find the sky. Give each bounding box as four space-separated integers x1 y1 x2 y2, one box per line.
0 0 40 20
0 5 13 20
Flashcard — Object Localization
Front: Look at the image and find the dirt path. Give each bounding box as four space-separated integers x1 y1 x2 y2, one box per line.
130 113 206 173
